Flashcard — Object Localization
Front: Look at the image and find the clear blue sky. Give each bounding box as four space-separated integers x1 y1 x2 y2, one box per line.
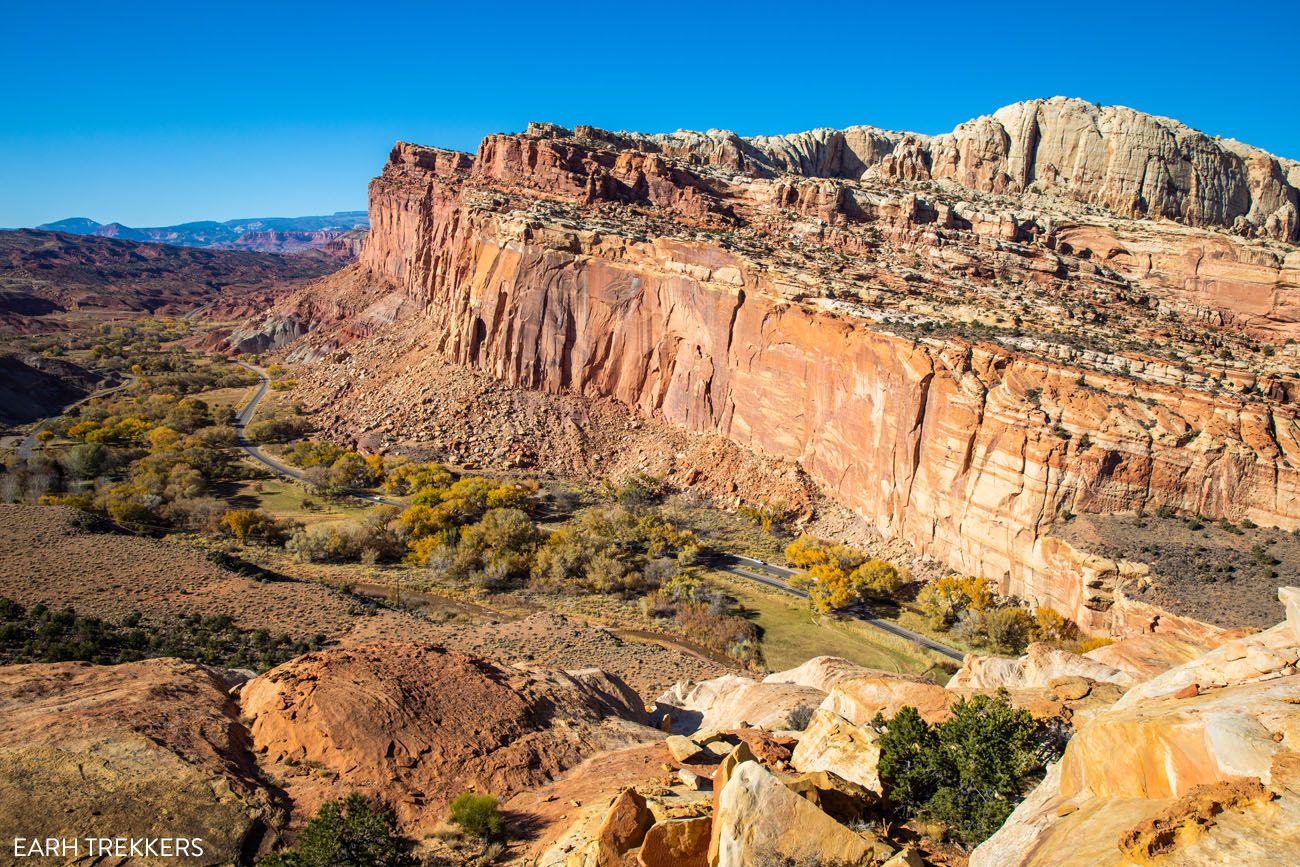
5 0 1297 228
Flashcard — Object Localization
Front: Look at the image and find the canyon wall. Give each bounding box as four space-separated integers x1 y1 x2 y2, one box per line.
595 96 1300 243
305 103 1300 632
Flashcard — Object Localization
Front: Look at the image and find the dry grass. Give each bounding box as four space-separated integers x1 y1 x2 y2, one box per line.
709 572 954 680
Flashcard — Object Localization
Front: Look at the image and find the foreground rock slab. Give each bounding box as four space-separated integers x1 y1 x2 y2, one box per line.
712 760 893 866
972 587 1300 866
0 659 283 864
240 641 659 835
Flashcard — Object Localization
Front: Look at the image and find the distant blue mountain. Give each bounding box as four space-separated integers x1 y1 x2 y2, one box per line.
35 211 369 252
37 217 104 234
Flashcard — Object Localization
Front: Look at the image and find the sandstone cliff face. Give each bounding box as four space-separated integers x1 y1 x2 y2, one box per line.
282 103 1300 634
604 97 1300 243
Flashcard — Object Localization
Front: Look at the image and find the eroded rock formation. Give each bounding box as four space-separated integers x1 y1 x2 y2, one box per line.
268 100 1300 634
971 587 1300 866
0 659 284 863
241 642 660 836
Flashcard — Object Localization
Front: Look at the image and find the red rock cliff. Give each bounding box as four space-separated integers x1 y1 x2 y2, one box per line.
292 104 1300 632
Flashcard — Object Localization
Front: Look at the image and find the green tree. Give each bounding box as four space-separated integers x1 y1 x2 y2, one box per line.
62 442 108 479
875 690 1060 845
260 793 416 866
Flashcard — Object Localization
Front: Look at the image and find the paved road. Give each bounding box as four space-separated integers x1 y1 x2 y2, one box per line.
232 361 401 506
709 554 965 662
16 373 137 460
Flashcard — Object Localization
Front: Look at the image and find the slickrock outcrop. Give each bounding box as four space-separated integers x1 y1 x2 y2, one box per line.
761 654 881 692
970 587 1300 866
268 99 1300 638
1112 586 1300 710
821 668 1124 729
664 656 1123 744
240 641 660 835
655 673 826 733
1081 632 1212 680
947 641 1135 690
0 659 283 864
820 672 957 725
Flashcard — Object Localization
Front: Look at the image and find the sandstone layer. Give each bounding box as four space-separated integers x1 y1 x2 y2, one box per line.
972 587 1300 866
0 659 283 864
261 100 1300 634
240 641 660 835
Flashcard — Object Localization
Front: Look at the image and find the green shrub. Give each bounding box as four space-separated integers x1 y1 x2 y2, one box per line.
874 690 1063 845
261 793 415 866
449 792 502 840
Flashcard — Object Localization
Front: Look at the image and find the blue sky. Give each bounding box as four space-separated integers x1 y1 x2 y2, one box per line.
4 0 1298 228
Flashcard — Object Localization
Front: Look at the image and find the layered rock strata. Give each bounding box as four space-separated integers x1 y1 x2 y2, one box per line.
972 587 1300 866
269 101 1300 633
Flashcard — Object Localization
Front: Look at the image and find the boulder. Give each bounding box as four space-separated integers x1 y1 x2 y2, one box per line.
883 848 926 867
712 761 893 867
676 768 710 791
820 673 955 725
790 707 883 792
638 816 710 867
706 742 756 866
665 735 703 763
946 643 1134 690
656 674 826 733
783 769 883 823
591 788 655 866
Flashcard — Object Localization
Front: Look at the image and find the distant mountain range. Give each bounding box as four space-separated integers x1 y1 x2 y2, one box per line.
35 211 369 254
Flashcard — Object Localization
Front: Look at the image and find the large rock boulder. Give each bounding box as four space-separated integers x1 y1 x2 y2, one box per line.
241 641 659 835
789 707 883 792
820 672 955 725
947 642 1134 690
712 761 893 867
584 787 655 866
0 659 283 864
638 816 710 867
655 673 825 733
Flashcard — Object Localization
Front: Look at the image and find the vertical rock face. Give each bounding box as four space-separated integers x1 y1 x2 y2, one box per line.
287 101 1300 633
596 97 1300 242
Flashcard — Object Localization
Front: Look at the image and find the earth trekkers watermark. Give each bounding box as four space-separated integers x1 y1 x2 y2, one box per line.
12 837 206 859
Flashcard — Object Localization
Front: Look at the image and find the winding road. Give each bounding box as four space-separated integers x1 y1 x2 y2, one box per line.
16 373 136 461
232 361 964 661
232 361 400 506
709 554 965 661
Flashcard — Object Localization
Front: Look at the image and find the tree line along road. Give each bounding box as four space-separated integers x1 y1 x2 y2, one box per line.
232 361 964 662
